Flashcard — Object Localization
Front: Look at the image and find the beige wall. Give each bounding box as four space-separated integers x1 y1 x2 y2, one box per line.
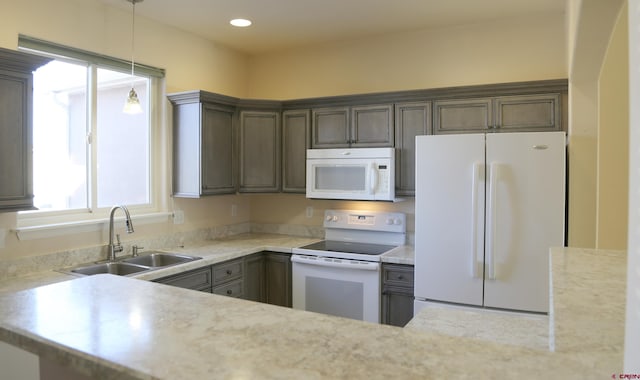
247 12 567 99
567 0 625 248
597 3 629 249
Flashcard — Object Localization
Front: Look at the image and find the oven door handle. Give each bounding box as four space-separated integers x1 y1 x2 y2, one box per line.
291 255 380 271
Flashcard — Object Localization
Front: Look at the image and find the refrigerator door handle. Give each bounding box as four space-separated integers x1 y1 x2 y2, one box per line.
487 162 498 280
470 162 482 278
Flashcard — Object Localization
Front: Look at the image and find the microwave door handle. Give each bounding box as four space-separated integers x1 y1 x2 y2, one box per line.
370 163 377 195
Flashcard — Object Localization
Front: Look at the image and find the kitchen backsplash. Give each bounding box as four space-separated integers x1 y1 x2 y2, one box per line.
0 221 413 280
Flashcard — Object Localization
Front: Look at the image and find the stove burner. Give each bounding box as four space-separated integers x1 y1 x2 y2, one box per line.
298 240 397 256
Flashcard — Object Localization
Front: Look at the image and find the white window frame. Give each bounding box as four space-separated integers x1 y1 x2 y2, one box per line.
14 36 171 240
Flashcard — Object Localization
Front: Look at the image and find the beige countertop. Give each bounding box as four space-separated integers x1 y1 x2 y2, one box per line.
405 304 550 351
0 233 414 294
0 274 582 380
0 242 625 379
548 247 626 371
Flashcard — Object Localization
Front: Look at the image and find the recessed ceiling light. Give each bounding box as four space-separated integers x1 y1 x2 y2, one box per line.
230 18 252 27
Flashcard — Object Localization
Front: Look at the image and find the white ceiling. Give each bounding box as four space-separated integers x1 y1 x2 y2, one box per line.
98 0 566 55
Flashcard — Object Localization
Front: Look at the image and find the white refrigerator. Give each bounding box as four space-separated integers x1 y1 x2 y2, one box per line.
414 132 565 313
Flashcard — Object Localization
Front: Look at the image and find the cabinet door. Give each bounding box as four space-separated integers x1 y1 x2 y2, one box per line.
201 104 236 194
433 98 492 134
350 104 394 147
239 111 281 192
0 69 34 211
381 288 414 327
311 107 350 148
494 94 561 132
244 253 265 302
394 102 431 195
282 110 309 193
264 252 292 307
173 101 235 197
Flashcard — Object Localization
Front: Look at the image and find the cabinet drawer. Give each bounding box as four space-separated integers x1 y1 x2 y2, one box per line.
213 279 244 298
382 264 414 288
155 267 212 291
212 258 243 285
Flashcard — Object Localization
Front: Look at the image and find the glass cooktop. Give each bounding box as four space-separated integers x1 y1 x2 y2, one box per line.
298 240 397 256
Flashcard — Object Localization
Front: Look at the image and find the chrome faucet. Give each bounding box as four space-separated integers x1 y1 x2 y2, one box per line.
108 205 135 261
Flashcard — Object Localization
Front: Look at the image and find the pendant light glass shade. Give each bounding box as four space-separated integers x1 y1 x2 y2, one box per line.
123 0 143 114
123 87 143 114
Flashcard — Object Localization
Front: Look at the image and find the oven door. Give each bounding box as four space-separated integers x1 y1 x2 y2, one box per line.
291 254 381 323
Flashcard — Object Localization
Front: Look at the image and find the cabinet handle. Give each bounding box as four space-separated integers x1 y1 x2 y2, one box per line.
226 289 232 295
226 269 232 275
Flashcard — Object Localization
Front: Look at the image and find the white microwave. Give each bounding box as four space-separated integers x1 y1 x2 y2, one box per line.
306 148 395 201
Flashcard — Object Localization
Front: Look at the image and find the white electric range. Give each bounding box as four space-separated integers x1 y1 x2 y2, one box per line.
291 209 406 323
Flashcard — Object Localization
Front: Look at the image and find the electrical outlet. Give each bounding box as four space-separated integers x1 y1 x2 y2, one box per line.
173 210 184 225
231 204 237 217
306 206 313 218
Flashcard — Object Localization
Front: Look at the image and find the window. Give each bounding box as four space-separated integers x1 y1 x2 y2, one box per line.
17 35 166 232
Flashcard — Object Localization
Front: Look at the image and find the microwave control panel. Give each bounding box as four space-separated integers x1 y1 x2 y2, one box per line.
376 164 390 194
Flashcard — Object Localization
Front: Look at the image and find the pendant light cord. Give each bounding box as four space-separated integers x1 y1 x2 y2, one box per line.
130 0 136 83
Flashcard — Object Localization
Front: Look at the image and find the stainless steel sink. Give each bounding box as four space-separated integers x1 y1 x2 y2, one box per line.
70 262 150 276
122 252 201 267
62 252 202 277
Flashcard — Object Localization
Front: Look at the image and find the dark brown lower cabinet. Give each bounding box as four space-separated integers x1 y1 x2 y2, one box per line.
244 253 265 302
381 264 415 327
264 252 292 307
243 251 292 307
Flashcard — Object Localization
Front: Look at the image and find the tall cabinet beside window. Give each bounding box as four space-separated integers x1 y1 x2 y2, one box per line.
0 48 50 212
169 91 237 197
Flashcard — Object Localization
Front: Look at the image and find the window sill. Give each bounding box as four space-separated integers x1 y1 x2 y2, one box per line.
14 212 172 241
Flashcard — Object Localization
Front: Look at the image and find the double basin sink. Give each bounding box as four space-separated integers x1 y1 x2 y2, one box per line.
66 252 202 276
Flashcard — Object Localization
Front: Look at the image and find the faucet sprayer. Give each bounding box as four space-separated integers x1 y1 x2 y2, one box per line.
108 205 135 261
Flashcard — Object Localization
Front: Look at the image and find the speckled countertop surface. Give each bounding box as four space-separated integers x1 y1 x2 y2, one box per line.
0 274 586 380
0 242 626 379
0 233 414 294
405 304 550 351
548 247 626 371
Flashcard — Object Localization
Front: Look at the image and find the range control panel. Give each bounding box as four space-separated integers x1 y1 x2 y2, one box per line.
323 209 406 233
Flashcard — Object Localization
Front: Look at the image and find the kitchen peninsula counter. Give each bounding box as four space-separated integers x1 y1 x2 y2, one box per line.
1 273 582 380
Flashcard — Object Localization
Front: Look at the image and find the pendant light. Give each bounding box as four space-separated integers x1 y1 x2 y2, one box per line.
123 0 143 114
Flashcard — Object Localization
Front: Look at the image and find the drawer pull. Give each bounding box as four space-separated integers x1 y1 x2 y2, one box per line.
226 289 232 295
226 269 232 275
397 275 404 280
